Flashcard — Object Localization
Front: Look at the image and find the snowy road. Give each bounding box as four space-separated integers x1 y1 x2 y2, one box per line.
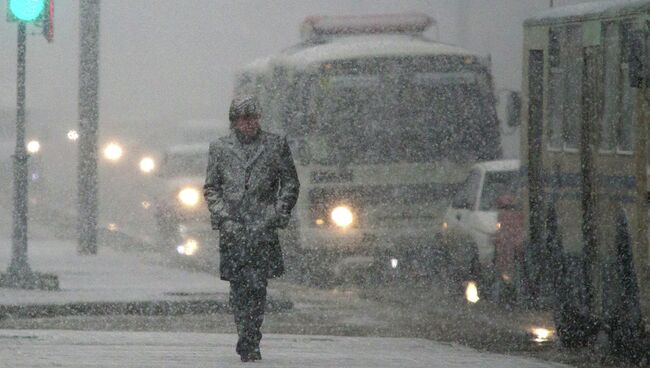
0 329 573 368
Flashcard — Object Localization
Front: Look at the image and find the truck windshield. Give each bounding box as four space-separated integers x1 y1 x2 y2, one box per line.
307 71 498 165
479 171 520 211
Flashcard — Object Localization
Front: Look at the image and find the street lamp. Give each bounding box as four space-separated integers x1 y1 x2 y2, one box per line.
1 0 58 290
67 129 79 141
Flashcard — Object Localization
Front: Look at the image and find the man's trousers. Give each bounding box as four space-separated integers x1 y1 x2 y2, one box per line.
229 268 267 356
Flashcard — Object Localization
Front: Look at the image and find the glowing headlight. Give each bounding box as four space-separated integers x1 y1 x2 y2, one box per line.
531 327 554 343
184 239 198 256
177 238 199 256
331 206 353 228
103 142 123 161
27 140 40 154
465 281 480 304
178 187 200 207
139 157 156 174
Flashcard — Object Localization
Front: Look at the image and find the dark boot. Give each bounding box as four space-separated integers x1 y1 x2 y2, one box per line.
239 348 261 362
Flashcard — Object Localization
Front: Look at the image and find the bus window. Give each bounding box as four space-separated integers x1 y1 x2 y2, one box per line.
601 22 621 152
548 28 563 149
562 25 582 150
548 26 582 151
619 22 637 153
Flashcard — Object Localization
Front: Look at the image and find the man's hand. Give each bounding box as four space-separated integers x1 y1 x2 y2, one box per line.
220 219 244 234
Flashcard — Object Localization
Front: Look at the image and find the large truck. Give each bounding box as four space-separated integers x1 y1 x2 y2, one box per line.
234 14 504 284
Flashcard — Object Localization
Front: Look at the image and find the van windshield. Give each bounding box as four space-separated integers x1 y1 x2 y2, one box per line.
479 171 520 211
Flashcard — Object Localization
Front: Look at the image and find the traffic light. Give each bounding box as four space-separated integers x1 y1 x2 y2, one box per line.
7 0 46 23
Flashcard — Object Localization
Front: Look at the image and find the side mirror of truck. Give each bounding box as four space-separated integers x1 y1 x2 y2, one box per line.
505 91 522 128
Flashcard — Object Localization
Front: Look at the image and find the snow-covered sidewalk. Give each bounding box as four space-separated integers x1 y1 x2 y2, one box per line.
0 238 288 316
0 329 573 368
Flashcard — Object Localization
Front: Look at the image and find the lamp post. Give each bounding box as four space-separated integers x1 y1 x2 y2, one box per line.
1 1 58 290
5 22 32 286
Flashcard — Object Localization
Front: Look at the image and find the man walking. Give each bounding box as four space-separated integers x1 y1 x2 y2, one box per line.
204 95 300 362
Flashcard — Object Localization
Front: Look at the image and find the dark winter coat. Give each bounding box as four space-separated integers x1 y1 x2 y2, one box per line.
203 131 300 281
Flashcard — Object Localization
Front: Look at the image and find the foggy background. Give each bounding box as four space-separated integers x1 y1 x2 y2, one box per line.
0 0 615 158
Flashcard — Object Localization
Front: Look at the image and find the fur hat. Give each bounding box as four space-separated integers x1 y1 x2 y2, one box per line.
229 95 261 124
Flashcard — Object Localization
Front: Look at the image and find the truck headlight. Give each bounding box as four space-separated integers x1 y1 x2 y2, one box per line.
331 206 353 228
178 187 200 207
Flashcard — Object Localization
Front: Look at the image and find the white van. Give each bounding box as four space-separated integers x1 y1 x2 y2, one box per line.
441 159 520 276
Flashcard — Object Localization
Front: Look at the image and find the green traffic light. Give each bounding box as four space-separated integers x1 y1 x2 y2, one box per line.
8 0 46 22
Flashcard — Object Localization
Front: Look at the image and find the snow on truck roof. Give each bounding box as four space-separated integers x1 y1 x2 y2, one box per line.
237 13 479 73
300 13 435 42
235 56 272 76
273 35 478 70
525 0 650 26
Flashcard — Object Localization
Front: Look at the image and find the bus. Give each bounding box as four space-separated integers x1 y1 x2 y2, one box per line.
235 14 502 284
521 1 649 349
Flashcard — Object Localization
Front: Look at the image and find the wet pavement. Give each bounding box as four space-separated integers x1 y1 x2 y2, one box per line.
0 329 574 368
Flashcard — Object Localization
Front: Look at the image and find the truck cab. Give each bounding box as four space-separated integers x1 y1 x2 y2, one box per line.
441 159 520 278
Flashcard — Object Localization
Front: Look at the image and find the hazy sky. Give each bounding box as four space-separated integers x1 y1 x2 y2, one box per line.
0 0 607 134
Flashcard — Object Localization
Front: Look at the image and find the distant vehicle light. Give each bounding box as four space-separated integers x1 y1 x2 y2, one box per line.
442 221 448 230
496 222 502 231
139 157 156 174
27 140 40 154
107 223 118 232
103 142 123 162
531 327 553 343
465 281 479 303
390 258 398 269
177 238 199 256
184 238 199 256
331 206 353 228
178 187 200 207
315 218 325 226
67 130 79 141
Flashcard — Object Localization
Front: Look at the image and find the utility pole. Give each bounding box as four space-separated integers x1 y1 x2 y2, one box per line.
78 0 101 255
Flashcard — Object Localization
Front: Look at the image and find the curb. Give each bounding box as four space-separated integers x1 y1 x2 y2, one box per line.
0 295 293 319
